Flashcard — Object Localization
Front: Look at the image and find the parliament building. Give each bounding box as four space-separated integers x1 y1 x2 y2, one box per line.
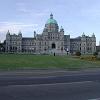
5 14 96 54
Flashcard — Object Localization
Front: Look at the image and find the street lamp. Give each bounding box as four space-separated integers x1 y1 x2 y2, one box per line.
67 48 69 55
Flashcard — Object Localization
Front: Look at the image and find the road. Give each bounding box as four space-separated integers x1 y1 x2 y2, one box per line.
0 81 100 100
0 69 100 100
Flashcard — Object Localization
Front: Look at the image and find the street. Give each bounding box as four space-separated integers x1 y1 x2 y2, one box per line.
0 70 100 100
0 81 100 100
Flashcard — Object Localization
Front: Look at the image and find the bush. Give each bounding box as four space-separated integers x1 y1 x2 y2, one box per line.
93 52 98 57
75 51 81 56
80 56 96 61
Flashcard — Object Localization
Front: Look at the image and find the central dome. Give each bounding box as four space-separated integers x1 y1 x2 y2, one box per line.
44 14 59 33
46 14 57 24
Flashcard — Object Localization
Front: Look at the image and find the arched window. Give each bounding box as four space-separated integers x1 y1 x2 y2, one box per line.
52 43 56 49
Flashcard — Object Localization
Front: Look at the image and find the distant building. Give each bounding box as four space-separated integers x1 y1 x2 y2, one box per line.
96 46 100 53
0 41 5 52
5 14 96 54
70 33 96 54
96 41 100 53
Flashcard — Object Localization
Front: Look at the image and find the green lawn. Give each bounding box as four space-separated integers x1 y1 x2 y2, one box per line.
0 54 100 70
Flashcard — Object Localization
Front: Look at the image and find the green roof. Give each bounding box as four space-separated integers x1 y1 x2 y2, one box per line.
46 18 57 24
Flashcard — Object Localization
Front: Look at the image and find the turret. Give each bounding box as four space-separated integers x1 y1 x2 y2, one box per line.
92 33 95 37
34 31 36 38
18 31 22 37
18 31 22 35
7 30 10 35
6 30 10 38
60 26 64 33
91 33 96 53
60 26 64 41
82 32 85 37
91 33 96 42
6 30 10 40
99 41 100 46
6 30 10 52
50 13 53 19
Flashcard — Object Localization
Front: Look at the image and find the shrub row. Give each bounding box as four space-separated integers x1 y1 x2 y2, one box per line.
80 56 97 61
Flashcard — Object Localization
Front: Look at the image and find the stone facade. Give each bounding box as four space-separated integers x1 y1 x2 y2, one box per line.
81 33 96 54
5 14 96 54
96 46 100 52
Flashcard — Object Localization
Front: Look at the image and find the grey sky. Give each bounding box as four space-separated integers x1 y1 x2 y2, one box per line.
0 0 100 45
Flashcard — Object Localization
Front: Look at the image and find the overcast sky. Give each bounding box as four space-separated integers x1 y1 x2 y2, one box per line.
0 0 100 45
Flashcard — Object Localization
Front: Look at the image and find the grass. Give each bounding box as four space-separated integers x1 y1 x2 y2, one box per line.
0 54 100 70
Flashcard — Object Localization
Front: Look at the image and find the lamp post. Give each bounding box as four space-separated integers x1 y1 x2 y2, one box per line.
67 48 69 55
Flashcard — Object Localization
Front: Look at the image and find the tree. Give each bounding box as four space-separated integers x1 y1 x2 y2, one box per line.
75 51 81 56
93 52 98 57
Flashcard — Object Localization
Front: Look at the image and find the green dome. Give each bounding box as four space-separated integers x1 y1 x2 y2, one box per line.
46 14 57 24
46 18 57 24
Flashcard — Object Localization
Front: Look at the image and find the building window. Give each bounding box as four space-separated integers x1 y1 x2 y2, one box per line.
39 42 41 45
44 48 46 51
52 43 56 49
61 42 63 45
45 42 46 45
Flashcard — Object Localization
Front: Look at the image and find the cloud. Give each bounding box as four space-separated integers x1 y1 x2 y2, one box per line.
18 8 49 17
0 22 39 41
16 2 26 6
16 2 50 17
0 33 6 42
0 22 38 32
81 8 100 18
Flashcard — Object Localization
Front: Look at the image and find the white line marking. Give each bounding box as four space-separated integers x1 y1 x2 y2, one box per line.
88 98 100 100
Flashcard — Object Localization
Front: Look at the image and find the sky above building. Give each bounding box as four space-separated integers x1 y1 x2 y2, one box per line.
0 0 100 45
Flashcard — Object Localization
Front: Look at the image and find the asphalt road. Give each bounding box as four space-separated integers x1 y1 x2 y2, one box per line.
0 70 100 100
0 81 100 100
0 70 100 86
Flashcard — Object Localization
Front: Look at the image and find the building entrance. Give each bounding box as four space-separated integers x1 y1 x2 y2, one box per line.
52 43 56 49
